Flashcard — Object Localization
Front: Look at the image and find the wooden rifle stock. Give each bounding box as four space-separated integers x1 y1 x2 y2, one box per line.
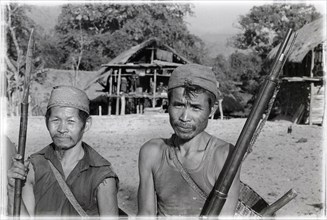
200 29 296 216
13 29 34 217
260 189 297 216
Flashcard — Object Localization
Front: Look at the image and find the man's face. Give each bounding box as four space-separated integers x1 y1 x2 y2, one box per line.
168 87 212 141
47 106 90 150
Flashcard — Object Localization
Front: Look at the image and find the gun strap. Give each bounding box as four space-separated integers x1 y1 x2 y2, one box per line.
48 160 89 217
169 142 208 200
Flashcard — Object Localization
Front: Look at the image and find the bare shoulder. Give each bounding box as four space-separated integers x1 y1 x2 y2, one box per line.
139 138 166 155
210 136 233 163
139 138 167 168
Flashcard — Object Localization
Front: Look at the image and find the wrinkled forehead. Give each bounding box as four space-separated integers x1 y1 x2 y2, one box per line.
170 87 210 104
48 106 80 117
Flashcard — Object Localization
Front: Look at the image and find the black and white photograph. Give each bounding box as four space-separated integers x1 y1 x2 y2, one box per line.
1 0 326 218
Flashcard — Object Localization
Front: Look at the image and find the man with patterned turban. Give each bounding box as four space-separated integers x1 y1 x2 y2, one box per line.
137 64 240 217
7 85 119 217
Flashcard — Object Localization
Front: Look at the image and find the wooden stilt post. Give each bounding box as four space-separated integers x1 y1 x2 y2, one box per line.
153 69 157 107
323 43 327 127
219 99 224 120
120 95 125 115
309 49 315 125
116 68 121 115
109 73 113 115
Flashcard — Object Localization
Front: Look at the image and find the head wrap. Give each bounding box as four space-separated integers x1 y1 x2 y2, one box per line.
168 64 219 100
47 85 90 114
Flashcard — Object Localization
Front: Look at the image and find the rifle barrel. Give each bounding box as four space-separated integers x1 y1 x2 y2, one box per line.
200 29 295 216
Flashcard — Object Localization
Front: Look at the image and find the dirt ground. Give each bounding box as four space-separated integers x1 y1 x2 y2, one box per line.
5 114 325 217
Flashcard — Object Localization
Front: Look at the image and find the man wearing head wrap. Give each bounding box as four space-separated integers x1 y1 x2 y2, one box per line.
137 64 240 217
7 85 119 217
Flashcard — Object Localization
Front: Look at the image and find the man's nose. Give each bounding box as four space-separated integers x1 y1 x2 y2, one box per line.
57 122 68 133
179 108 191 122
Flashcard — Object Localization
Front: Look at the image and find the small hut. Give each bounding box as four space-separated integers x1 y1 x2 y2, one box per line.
268 17 326 125
85 38 190 115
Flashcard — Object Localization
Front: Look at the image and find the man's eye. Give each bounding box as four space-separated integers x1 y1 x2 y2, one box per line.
192 106 202 111
174 103 184 108
68 120 75 123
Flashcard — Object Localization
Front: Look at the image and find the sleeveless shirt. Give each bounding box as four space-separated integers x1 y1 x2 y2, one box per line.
29 142 118 216
154 135 230 216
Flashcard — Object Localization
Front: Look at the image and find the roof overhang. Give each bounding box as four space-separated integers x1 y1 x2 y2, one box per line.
268 18 326 63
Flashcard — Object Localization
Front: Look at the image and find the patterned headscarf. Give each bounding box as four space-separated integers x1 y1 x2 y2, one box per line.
168 64 219 100
47 85 90 114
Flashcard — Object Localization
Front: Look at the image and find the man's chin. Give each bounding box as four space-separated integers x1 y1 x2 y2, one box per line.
53 142 75 150
175 132 194 141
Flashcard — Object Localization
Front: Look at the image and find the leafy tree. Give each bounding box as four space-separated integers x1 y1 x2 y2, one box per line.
211 54 232 91
5 3 35 115
5 3 48 116
229 51 262 94
230 3 321 59
54 3 207 70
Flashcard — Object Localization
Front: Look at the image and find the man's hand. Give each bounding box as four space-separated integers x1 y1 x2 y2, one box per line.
7 154 31 216
7 154 30 191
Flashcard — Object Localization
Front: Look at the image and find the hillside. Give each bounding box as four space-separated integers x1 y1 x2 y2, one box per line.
200 32 237 58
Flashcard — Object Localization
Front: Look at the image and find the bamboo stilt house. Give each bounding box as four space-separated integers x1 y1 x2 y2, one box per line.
85 38 190 115
267 17 326 125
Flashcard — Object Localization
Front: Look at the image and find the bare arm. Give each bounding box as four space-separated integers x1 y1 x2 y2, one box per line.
137 140 162 216
97 178 118 216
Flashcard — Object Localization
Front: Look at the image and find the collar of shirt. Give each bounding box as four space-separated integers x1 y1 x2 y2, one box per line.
36 142 111 174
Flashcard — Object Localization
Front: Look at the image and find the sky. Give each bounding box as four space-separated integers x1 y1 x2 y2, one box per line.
3 0 327 57
12 0 327 37
185 0 327 37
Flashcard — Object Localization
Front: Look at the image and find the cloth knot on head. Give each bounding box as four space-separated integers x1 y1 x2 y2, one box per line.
168 64 219 100
47 85 90 114
183 79 193 86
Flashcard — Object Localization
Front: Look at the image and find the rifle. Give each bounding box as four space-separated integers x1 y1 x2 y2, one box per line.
200 29 297 216
13 29 34 217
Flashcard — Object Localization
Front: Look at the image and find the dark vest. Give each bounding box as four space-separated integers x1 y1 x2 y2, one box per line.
29 142 118 216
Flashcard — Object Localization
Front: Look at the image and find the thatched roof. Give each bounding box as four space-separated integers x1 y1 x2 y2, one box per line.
84 38 190 90
108 37 190 65
268 17 326 63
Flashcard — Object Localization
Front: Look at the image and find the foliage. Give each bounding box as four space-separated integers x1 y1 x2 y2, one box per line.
223 3 322 115
6 4 35 59
5 3 45 115
54 3 207 70
210 51 262 95
211 55 233 92
229 51 262 94
230 3 321 59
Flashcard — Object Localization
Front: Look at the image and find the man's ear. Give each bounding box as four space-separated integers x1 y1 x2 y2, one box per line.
84 116 92 133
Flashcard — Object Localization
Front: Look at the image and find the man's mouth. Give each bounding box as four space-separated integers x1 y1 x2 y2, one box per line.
53 135 71 140
176 124 192 132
